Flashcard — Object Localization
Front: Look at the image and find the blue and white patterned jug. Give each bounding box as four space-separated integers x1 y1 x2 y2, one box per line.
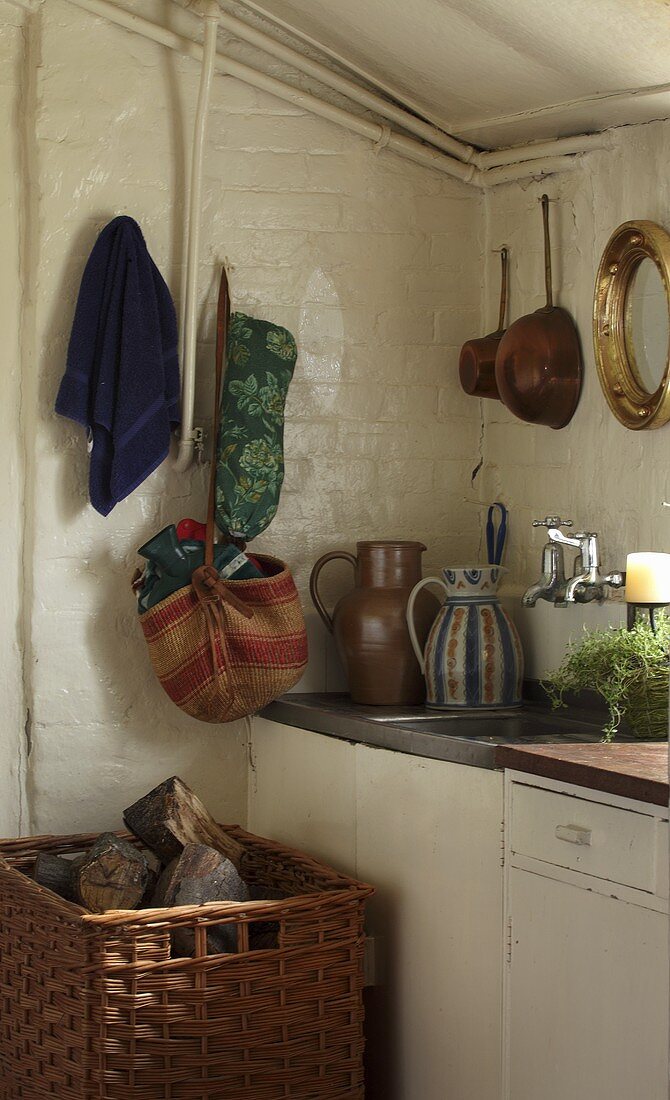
407 566 523 709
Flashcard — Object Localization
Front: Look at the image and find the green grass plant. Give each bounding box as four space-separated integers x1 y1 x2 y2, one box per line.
543 614 670 741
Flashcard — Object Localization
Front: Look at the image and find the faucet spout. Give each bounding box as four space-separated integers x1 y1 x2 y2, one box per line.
522 542 567 607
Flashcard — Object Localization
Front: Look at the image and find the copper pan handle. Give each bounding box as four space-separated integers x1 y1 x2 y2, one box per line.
309 551 357 633
541 194 553 309
497 247 509 332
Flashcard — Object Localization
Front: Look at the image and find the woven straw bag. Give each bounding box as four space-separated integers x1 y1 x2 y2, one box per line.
137 270 308 722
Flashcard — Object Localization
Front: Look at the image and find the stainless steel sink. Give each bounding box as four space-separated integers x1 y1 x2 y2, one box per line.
262 693 629 771
355 702 624 745
363 708 521 723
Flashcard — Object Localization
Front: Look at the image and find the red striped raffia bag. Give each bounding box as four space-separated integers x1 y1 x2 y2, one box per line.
137 269 308 723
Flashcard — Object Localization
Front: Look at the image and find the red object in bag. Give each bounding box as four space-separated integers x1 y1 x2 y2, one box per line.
177 518 208 542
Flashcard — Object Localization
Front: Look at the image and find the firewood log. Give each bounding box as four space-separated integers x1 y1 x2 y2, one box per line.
74 833 150 913
33 852 84 902
123 776 244 870
151 857 178 908
157 843 249 956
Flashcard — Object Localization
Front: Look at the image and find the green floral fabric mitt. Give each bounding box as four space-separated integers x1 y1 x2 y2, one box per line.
216 312 298 542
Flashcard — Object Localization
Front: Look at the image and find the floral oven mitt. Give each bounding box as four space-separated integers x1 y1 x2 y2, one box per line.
216 312 298 542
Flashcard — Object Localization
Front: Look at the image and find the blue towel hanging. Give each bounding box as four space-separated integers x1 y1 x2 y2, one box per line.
55 216 181 516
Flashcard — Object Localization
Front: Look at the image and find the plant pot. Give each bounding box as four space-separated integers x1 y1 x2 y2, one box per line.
624 675 669 740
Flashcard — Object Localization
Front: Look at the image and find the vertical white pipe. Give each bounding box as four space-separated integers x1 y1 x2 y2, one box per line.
174 0 220 472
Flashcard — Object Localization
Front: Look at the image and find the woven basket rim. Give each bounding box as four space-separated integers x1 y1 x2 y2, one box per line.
0 822 373 926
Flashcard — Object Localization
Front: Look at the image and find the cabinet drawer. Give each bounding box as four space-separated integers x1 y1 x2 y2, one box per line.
510 783 656 892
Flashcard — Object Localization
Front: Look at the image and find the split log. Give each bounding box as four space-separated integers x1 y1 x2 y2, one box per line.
123 776 244 870
74 833 151 913
139 864 160 908
151 857 179 908
33 852 84 902
157 843 249 956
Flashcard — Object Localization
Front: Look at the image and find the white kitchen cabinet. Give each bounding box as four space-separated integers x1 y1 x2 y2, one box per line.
503 772 669 1100
249 718 357 873
250 721 669 1100
249 718 505 1100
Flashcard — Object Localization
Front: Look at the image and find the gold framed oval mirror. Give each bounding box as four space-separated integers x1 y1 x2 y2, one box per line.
593 220 670 430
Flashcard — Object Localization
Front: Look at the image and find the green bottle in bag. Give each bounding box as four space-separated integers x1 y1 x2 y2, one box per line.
136 525 263 612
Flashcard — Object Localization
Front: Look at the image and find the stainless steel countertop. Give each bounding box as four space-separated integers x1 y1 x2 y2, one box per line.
260 692 622 770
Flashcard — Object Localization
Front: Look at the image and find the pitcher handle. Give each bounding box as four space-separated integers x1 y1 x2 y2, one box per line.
406 576 447 673
309 551 357 633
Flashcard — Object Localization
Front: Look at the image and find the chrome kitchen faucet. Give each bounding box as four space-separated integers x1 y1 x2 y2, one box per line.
523 516 625 607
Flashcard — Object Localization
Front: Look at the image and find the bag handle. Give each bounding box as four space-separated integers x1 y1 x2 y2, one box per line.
205 267 230 568
191 267 254 621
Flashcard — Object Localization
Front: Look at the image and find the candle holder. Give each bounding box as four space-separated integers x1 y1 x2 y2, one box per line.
625 552 670 632
626 602 668 633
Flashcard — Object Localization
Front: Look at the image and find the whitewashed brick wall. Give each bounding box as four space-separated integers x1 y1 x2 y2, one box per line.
3 0 483 832
481 120 670 677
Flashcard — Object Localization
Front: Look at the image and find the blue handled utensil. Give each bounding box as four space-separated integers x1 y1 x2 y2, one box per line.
487 502 508 565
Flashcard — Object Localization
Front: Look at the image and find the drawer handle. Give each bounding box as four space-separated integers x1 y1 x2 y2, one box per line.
555 824 592 846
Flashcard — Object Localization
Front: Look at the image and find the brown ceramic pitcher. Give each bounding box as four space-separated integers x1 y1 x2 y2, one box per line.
309 541 438 705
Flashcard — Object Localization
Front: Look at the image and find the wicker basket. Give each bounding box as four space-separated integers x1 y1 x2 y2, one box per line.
0 825 373 1100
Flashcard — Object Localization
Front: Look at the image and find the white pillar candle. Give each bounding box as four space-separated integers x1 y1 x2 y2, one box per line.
626 552 670 603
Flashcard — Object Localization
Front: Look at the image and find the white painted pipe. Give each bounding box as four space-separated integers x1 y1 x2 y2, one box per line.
207 4 479 164
174 0 219 473
480 154 584 188
178 2 617 172
66 0 480 185
232 0 456 136
197 1 615 172
66 0 594 193
478 131 612 169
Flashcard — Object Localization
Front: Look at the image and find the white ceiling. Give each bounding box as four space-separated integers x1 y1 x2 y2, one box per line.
240 0 670 148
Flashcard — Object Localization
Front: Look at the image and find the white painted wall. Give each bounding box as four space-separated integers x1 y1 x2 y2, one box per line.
481 119 670 678
0 3 28 834
7 0 669 837
1 0 482 833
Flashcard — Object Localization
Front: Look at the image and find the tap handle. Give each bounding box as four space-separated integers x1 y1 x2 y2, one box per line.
532 516 573 529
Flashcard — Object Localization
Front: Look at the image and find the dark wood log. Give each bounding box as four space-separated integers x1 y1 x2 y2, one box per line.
159 843 249 956
74 833 151 913
151 858 178 908
139 864 159 908
33 852 83 902
123 776 244 870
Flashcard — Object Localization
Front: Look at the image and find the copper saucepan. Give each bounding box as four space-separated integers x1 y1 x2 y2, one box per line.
494 195 582 429
459 247 508 400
